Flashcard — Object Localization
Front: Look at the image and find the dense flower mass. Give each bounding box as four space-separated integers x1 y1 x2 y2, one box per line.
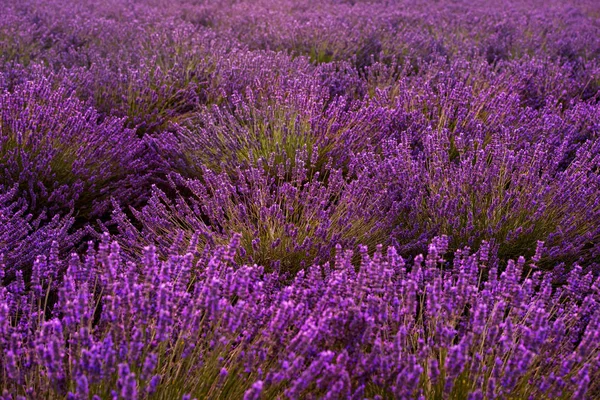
1 237 600 399
1 0 600 398
0 235 600 398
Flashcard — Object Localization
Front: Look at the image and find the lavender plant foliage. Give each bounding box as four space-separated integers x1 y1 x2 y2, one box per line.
0 0 599 398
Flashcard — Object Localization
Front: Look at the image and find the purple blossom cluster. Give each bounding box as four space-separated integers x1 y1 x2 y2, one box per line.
1 0 600 397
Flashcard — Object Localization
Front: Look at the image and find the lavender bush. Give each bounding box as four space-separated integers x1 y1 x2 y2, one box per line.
1 0 600 398
372 63 600 264
0 78 148 215
0 77 150 270
108 148 396 272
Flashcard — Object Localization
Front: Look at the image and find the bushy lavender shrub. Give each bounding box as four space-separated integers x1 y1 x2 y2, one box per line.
151 71 386 177
109 147 397 272
63 25 225 136
368 60 600 265
0 78 152 269
0 78 148 217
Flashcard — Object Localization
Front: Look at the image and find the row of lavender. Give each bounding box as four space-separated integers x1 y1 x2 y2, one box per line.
1 0 600 398
2 236 599 399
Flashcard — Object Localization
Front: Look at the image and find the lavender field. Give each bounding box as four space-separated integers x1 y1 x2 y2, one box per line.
1 0 600 398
